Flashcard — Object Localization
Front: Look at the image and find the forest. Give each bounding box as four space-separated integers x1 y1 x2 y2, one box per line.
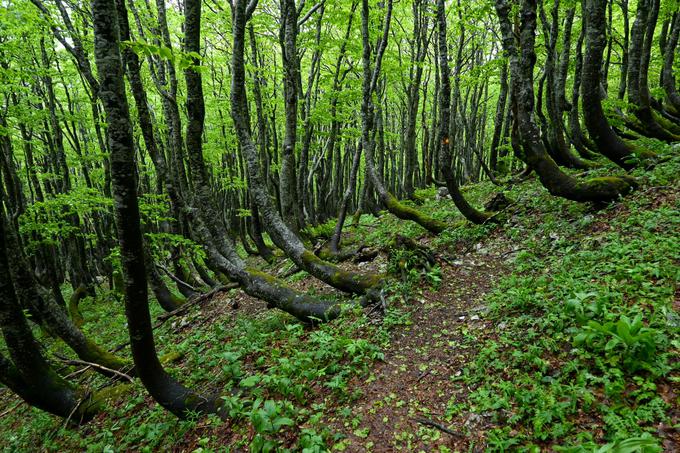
0 0 679 450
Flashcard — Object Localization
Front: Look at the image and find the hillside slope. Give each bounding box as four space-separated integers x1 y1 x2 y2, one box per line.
1 154 678 452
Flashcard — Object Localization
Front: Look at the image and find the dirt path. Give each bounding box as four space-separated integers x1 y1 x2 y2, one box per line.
324 244 510 451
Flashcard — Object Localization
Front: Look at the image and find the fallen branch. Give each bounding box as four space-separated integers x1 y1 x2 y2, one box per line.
156 283 239 323
413 417 459 437
55 355 134 382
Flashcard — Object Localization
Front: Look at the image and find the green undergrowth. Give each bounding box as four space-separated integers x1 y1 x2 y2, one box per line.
440 155 680 450
0 289 409 452
1 151 678 451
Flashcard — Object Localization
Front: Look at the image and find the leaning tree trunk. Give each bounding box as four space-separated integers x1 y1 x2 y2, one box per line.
581 0 650 169
496 0 636 203
626 0 679 141
278 0 303 233
184 0 346 320
4 220 130 375
490 59 509 172
230 0 382 296
359 0 447 234
538 0 591 169
0 215 100 423
567 19 600 160
436 0 492 224
329 141 363 254
92 0 220 418
662 13 680 115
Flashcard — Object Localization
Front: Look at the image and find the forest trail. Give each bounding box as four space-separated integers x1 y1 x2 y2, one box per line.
323 248 509 451
2 172 678 451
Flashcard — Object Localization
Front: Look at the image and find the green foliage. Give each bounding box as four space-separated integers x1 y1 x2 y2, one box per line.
572 314 664 373
442 158 679 449
122 40 205 71
302 219 337 239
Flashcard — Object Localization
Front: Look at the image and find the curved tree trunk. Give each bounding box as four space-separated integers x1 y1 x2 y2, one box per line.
627 0 679 141
436 0 492 224
93 0 220 418
230 0 382 295
358 0 447 235
329 142 362 254
496 0 636 203
2 213 131 375
538 0 592 169
662 13 680 115
582 0 648 169
567 20 599 160
0 216 99 423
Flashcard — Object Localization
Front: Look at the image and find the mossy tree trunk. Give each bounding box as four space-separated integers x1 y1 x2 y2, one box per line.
626 0 680 141
538 1 592 170
662 13 680 115
4 218 130 374
231 0 383 295
436 0 493 224
0 214 100 423
358 0 447 235
93 0 219 417
496 0 636 203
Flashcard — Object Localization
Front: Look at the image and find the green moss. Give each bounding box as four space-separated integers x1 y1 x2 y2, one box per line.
91 383 133 403
384 194 447 234
579 175 637 201
160 350 184 364
653 112 680 135
300 250 383 292
83 339 131 371
68 286 87 327
245 267 280 285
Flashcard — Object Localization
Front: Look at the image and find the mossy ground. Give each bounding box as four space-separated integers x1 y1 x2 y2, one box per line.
1 150 678 451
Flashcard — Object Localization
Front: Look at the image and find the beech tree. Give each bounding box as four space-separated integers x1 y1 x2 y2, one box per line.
0 0 677 425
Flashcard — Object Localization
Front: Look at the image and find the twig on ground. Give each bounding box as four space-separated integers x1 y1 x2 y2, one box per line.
54 355 134 382
413 417 459 436
0 402 23 418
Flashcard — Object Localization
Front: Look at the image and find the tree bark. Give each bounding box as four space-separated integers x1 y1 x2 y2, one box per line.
662 13 680 114
0 215 99 423
231 0 382 295
93 0 219 417
437 0 493 224
496 0 636 203
581 0 646 169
